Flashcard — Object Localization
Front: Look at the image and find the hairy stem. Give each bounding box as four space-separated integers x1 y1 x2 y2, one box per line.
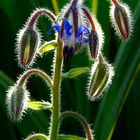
111 0 119 5
18 69 53 88
82 7 95 30
28 8 57 29
50 39 63 140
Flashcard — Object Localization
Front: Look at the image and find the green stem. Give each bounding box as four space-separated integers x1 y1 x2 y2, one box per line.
25 133 48 140
50 40 63 140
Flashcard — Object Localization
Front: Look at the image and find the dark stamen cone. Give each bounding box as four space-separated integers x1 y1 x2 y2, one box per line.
63 45 75 65
89 55 114 101
89 30 99 59
114 4 130 39
18 28 39 68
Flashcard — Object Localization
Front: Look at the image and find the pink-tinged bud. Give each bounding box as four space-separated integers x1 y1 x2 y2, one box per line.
6 84 30 121
82 7 104 60
17 27 40 68
88 55 114 101
110 2 132 40
89 30 99 59
114 5 129 39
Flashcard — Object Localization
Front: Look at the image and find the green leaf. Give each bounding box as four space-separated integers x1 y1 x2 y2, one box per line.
27 101 52 110
62 67 90 79
58 134 86 140
39 40 58 54
94 1 140 140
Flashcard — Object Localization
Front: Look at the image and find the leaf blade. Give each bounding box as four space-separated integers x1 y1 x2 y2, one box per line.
62 67 90 79
27 101 52 110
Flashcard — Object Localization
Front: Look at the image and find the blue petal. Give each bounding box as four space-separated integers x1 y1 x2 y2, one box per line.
77 25 90 38
63 18 72 30
62 18 73 38
66 30 72 37
82 37 89 43
47 24 61 35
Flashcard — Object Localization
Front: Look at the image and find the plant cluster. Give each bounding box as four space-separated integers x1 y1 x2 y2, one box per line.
5 0 133 139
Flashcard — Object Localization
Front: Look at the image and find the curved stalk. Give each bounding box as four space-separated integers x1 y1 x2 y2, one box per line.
28 8 57 29
111 0 119 6
82 7 95 30
60 111 94 140
18 69 53 88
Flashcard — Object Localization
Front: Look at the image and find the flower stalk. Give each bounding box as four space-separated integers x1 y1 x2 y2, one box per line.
60 111 94 140
18 69 53 88
28 8 57 29
49 39 63 140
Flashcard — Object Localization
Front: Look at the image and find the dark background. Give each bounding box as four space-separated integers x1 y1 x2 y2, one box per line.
0 0 140 139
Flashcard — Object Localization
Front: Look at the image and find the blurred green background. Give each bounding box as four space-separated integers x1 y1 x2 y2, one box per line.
0 0 140 139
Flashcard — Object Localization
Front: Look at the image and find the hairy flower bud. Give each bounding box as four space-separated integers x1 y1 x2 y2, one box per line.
82 7 104 60
6 83 30 121
88 56 114 101
17 27 40 68
110 2 132 40
89 30 99 59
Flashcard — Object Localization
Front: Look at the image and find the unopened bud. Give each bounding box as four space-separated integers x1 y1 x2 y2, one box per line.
110 2 132 40
17 28 40 68
6 83 30 121
82 7 104 60
88 55 114 101
89 30 99 59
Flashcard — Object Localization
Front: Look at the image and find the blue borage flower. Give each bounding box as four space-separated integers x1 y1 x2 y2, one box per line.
48 19 90 65
48 19 90 43
48 0 91 64
47 1 104 64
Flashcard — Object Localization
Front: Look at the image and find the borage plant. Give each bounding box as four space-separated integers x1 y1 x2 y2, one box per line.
5 0 133 139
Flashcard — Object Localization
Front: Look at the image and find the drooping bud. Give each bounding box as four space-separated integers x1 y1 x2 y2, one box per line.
110 1 132 40
88 55 114 101
6 83 30 121
89 30 99 59
16 8 57 68
17 27 40 68
82 7 104 60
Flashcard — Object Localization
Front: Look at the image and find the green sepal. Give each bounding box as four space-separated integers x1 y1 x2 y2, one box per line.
27 101 52 110
58 134 86 140
39 40 58 54
62 67 90 79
